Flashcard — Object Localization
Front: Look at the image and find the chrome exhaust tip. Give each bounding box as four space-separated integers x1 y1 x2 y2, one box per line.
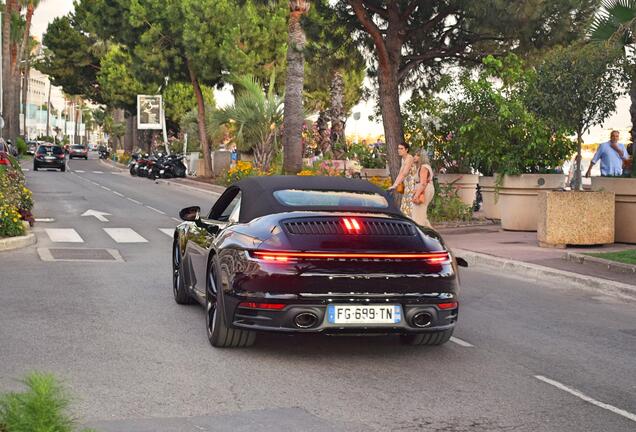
412 312 433 328
294 312 318 329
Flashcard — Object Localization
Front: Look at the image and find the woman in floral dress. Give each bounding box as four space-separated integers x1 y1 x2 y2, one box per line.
388 143 417 217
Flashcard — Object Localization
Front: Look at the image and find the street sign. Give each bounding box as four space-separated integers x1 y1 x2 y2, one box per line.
137 95 163 130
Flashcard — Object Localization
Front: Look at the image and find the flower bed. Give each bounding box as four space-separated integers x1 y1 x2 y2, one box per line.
0 157 34 237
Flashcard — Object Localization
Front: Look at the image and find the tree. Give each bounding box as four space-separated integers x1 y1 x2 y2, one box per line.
591 0 636 145
336 0 600 180
2 0 18 142
527 44 628 189
216 75 284 171
281 0 311 174
19 0 43 138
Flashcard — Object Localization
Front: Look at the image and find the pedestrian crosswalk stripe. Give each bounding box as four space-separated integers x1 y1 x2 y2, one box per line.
103 228 148 243
75 170 85 173
92 171 103 174
45 228 84 243
159 228 174 237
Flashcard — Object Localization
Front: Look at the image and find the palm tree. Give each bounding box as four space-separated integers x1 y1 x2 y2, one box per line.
216 75 283 172
19 0 43 139
2 0 18 142
591 0 636 144
282 0 310 174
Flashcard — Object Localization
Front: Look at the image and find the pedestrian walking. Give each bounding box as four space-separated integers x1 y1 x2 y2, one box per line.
388 142 416 217
411 149 435 228
586 130 629 177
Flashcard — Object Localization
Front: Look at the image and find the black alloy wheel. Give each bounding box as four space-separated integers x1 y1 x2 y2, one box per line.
172 242 194 305
206 258 255 348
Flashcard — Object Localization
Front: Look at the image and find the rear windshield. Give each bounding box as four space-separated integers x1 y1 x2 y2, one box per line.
38 145 63 154
273 189 389 209
71 145 85 150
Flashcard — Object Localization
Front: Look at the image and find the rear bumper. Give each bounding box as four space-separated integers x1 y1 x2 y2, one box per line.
227 298 458 334
34 159 65 167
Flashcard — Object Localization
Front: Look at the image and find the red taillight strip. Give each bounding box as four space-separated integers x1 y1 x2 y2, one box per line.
252 251 450 261
437 302 458 310
238 302 286 310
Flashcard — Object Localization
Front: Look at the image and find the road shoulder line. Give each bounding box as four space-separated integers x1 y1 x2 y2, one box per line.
534 375 636 423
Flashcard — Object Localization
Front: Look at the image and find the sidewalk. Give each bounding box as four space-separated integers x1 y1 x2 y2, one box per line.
438 224 636 290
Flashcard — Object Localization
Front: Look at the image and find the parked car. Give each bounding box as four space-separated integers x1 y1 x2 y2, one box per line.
172 176 466 348
68 144 89 160
26 141 38 155
33 144 66 172
0 139 13 168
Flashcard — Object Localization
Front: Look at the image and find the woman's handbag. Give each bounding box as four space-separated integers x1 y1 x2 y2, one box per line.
396 183 405 194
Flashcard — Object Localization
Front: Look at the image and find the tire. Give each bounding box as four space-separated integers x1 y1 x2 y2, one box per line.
206 258 255 348
400 328 454 346
173 242 195 305
60 165 66 172
33 165 38 171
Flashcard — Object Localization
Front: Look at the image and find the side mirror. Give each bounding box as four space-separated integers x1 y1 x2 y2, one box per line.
179 206 201 222
456 257 469 268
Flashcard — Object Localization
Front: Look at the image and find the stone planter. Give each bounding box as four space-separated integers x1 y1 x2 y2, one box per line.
591 177 636 243
361 167 389 178
479 176 501 220
211 150 231 175
537 191 614 248
437 173 479 207
499 174 566 231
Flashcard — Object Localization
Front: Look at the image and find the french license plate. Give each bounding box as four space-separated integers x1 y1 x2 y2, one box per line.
45 156 55 160
327 304 402 325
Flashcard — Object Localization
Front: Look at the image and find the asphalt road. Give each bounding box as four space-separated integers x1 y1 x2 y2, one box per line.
1 153 635 432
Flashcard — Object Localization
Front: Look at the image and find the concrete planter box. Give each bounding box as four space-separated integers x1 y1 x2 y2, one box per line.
499 174 565 231
591 177 636 243
211 150 231 176
479 176 501 220
537 191 615 248
361 167 389 178
437 173 479 207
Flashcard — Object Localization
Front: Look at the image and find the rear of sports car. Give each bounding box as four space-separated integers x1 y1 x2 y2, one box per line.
220 211 460 345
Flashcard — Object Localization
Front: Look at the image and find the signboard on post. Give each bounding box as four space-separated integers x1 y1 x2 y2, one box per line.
137 95 163 130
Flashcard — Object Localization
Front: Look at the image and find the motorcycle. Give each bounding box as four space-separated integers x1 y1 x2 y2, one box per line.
98 148 110 159
155 154 187 179
128 153 143 176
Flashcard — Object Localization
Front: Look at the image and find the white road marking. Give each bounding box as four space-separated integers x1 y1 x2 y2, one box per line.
534 375 636 423
145 205 166 215
172 217 181 223
92 171 104 174
34 218 55 223
127 197 142 205
450 337 474 347
103 228 148 243
159 228 174 237
22 168 30 171
101 186 111 191
74 170 85 173
81 209 111 222
45 228 84 243
89 181 100 186
112 191 124 197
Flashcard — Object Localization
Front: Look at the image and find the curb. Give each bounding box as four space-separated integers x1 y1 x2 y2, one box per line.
565 252 636 274
454 248 636 301
0 232 37 252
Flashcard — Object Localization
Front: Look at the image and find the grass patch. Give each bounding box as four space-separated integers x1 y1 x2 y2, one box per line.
585 249 636 265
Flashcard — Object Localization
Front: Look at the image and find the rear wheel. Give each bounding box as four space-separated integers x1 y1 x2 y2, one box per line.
400 328 454 346
60 165 66 172
172 242 195 305
206 259 255 348
33 164 38 171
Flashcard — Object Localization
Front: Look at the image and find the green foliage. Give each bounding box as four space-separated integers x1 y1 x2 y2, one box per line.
428 179 473 223
164 82 215 125
0 372 95 432
586 249 636 265
97 45 153 112
215 75 284 170
16 138 27 155
343 142 385 169
0 164 33 236
405 54 577 176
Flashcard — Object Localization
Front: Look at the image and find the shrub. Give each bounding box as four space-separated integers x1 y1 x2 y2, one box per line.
0 164 34 235
222 161 273 185
428 179 473 223
0 372 95 432
0 203 25 237
117 152 131 165
366 176 391 190
16 137 27 155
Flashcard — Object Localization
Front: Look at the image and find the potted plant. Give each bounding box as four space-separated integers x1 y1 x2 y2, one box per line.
528 44 627 244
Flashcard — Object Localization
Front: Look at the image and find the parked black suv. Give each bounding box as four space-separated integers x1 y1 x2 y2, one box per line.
34 144 66 172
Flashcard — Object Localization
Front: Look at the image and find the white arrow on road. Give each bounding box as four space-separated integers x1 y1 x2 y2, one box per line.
81 209 111 222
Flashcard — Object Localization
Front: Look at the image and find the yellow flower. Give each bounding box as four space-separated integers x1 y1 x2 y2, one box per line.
12 218 17 223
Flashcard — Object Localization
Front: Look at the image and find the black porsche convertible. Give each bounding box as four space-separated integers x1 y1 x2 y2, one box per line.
172 176 464 348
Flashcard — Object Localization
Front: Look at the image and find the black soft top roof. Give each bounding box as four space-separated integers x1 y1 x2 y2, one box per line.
232 175 400 222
